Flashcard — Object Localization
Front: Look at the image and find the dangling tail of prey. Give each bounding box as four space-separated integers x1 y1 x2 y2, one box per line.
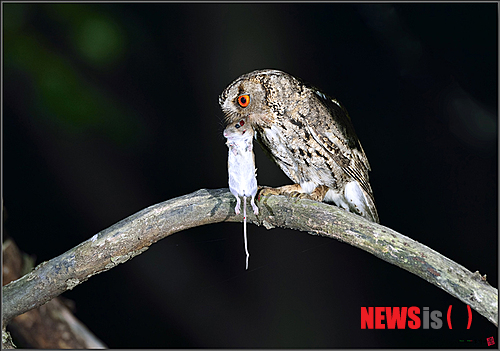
243 195 250 270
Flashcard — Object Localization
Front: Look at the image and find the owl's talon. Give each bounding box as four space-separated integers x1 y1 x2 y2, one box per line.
292 192 319 201
257 186 280 200
287 191 302 198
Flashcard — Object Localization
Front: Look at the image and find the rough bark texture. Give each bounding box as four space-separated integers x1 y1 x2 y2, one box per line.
2 239 106 349
2 188 498 346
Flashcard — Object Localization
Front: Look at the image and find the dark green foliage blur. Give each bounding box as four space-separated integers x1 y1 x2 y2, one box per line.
4 4 141 144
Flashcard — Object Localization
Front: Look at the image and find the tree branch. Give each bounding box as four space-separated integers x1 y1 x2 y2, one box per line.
2 188 498 332
2 239 106 348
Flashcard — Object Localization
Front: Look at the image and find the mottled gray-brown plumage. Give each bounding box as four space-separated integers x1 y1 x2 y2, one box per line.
219 69 379 223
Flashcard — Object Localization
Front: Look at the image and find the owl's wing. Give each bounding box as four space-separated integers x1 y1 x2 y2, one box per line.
301 89 375 202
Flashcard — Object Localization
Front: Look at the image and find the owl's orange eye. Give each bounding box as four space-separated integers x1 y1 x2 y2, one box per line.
237 95 250 107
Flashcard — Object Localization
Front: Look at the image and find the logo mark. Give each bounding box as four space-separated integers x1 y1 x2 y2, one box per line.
362 305 472 330
487 336 495 346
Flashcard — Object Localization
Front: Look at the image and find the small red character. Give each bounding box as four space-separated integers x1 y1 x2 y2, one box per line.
486 336 495 346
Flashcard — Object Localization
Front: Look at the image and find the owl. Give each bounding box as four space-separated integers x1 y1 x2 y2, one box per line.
219 69 379 223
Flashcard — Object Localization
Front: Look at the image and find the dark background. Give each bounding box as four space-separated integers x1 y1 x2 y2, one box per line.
3 3 497 348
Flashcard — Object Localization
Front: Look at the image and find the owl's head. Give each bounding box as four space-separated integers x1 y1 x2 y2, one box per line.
219 69 296 127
